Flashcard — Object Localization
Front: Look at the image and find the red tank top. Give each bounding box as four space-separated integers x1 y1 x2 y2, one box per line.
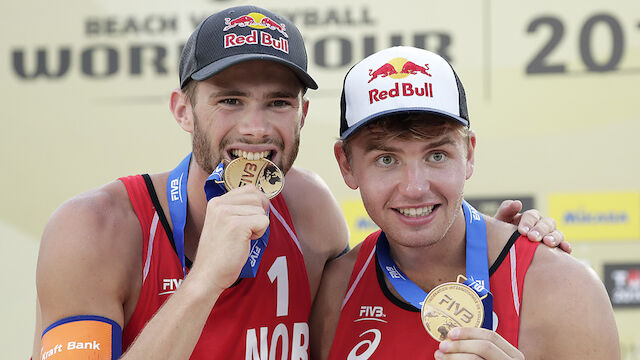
328 230 538 359
119 175 311 359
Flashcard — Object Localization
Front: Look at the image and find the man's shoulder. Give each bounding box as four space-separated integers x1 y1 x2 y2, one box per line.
527 243 597 287
282 166 348 256
58 179 137 228
37 179 146 328
40 179 142 262
282 166 340 221
283 166 330 194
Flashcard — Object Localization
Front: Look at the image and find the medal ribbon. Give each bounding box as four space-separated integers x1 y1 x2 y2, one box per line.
167 153 269 279
376 200 493 330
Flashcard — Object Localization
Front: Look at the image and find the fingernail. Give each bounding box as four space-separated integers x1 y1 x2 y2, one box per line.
448 327 460 339
434 350 444 359
546 235 556 245
521 226 530 233
531 230 541 240
439 340 452 351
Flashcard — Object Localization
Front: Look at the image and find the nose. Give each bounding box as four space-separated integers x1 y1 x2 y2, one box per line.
237 107 270 138
397 162 429 198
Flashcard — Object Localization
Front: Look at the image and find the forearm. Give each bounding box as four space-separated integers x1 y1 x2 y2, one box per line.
121 272 223 360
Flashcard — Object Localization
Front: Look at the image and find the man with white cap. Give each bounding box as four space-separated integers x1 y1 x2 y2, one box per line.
310 46 619 359
33 6 566 359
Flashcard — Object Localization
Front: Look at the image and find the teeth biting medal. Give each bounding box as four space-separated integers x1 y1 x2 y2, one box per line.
222 157 285 198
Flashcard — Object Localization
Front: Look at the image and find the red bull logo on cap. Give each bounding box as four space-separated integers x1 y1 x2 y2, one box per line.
223 12 288 38
367 57 434 104
368 57 431 83
223 12 289 53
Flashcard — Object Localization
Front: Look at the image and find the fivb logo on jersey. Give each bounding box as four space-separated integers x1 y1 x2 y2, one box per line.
358 306 387 322
159 278 183 296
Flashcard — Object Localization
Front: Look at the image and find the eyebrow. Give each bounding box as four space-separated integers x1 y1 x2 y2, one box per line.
363 135 455 154
208 89 299 101
208 89 247 101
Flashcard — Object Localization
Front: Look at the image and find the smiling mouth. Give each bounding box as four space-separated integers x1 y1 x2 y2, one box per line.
395 205 437 217
230 149 273 161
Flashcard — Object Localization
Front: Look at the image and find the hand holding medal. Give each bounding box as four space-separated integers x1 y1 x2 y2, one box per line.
168 153 284 283
201 157 284 279
421 275 485 342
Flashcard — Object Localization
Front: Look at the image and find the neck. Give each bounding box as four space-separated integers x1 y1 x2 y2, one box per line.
387 207 468 290
183 159 210 257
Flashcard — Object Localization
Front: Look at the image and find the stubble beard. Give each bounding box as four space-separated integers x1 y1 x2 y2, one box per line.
191 112 301 176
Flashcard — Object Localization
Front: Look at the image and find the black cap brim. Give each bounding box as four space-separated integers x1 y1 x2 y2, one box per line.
190 54 318 90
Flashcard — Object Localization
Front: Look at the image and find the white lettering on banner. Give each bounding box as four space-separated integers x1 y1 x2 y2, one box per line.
347 329 381 360
245 322 309 360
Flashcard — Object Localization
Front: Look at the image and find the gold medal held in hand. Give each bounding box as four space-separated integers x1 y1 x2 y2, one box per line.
421 276 484 342
223 157 284 199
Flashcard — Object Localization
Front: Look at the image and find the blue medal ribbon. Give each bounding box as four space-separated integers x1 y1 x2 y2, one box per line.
376 200 493 330
167 153 270 279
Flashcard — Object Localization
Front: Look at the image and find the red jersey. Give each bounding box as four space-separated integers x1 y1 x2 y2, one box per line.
328 230 538 359
119 175 311 359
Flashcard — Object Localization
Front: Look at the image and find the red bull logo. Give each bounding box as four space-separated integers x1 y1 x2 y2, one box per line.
223 12 288 38
369 82 433 104
368 57 431 83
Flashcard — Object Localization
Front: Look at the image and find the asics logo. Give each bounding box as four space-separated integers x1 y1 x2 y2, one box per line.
347 329 381 360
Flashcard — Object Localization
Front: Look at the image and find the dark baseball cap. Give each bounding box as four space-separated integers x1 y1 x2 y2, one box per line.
179 5 317 90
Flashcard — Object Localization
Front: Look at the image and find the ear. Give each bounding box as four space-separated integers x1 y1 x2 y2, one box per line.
169 88 194 133
465 130 477 180
334 141 359 190
299 97 310 129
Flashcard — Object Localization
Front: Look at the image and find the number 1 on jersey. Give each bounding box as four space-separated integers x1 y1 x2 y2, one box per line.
267 256 289 317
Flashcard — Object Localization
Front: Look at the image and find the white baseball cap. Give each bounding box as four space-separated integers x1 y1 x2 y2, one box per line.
339 46 469 139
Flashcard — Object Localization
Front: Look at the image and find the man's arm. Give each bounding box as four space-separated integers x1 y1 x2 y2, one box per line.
518 246 620 359
282 167 350 300
35 182 270 360
34 182 141 359
309 245 360 360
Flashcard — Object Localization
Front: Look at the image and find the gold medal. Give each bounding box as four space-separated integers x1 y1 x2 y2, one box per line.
223 157 284 199
420 275 484 342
